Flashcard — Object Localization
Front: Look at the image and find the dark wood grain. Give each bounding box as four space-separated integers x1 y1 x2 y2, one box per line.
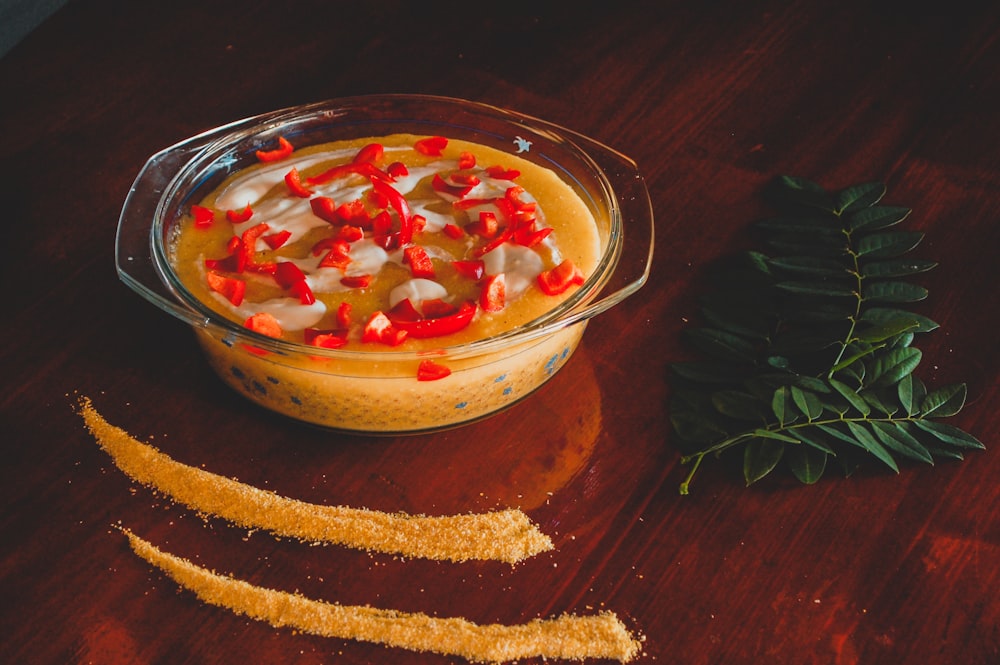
2 1 998 663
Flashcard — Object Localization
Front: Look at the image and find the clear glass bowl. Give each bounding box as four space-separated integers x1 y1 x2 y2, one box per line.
116 94 653 433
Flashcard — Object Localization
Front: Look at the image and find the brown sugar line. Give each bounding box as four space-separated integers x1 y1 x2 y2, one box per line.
79 397 552 563
121 527 642 663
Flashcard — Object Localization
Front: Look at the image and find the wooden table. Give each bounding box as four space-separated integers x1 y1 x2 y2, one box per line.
3 1 997 663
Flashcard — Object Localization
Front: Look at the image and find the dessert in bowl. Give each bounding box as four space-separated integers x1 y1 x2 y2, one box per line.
117 95 653 433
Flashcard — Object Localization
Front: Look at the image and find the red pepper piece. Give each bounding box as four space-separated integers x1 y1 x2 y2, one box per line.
335 225 364 243
391 301 477 339
244 312 283 338
388 298 422 322
362 311 408 346
262 230 292 250
486 165 520 180
205 271 246 306
411 214 427 235
466 211 499 238
335 200 371 227
403 245 435 278
514 225 552 248
226 203 254 224
274 261 307 289
241 223 271 265
304 328 349 349
305 161 391 187
192 205 216 229
473 223 514 258
353 142 384 165
417 359 452 381
341 274 372 289
370 178 413 246
420 298 458 318
443 223 465 239
432 173 476 198
367 187 389 209
414 136 448 156
537 259 585 295
451 259 485 281
309 196 339 224
318 240 352 270
387 161 409 178
458 151 476 170
336 301 352 328
480 274 506 312
284 168 314 198
289 280 316 305
255 136 294 163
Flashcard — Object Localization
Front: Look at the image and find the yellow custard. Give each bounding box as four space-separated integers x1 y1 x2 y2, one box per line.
167 133 604 432
171 134 600 351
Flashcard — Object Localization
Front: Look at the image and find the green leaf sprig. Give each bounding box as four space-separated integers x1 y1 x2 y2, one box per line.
670 176 984 494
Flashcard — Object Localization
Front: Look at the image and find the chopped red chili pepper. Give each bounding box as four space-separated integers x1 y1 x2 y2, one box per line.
458 151 476 170
262 230 292 250
192 205 216 229
403 245 435 278
537 259 585 295
255 136 294 163
309 196 339 224
244 312 283 338
466 211 499 238
486 165 520 180
390 301 477 339
341 274 372 289
274 261 307 289
417 359 452 381
443 223 465 239
388 298 422 322
303 328 349 349
420 298 458 318
335 200 371 227
284 168 314 198
514 225 552 248
411 214 427 235
226 203 254 224
480 274 506 312
432 173 477 198
451 259 485 281
336 301 352 328
352 142 384 165
335 225 364 243
370 178 413 247
305 161 391 187
239 223 271 273
289 280 316 305
414 136 448 156
318 240 351 270
205 271 246 306
387 161 409 178
362 311 408 346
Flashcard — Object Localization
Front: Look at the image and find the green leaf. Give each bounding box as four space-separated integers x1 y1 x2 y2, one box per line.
793 426 837 454
855 231 924 258
791 385 824 420
870 421 934 464
911 420 985 450
772 176 834 211
898 374 915 416
862 281 928 304
683 328 758 365
854 316 922 344
920 383 967 418
771 386 790 425
671 361 742 384
861 259 937 278
753 428 801 443
712 390 765 421
828 378 872 416
670 410 729 445
768 256 850 278
787 445 829 484
744 438 785 485
757 216 843 235
848 205 911 232
775 280 857 298
866 346 922 388
835 181 885 214
860 307 939 333
845 421 900 471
